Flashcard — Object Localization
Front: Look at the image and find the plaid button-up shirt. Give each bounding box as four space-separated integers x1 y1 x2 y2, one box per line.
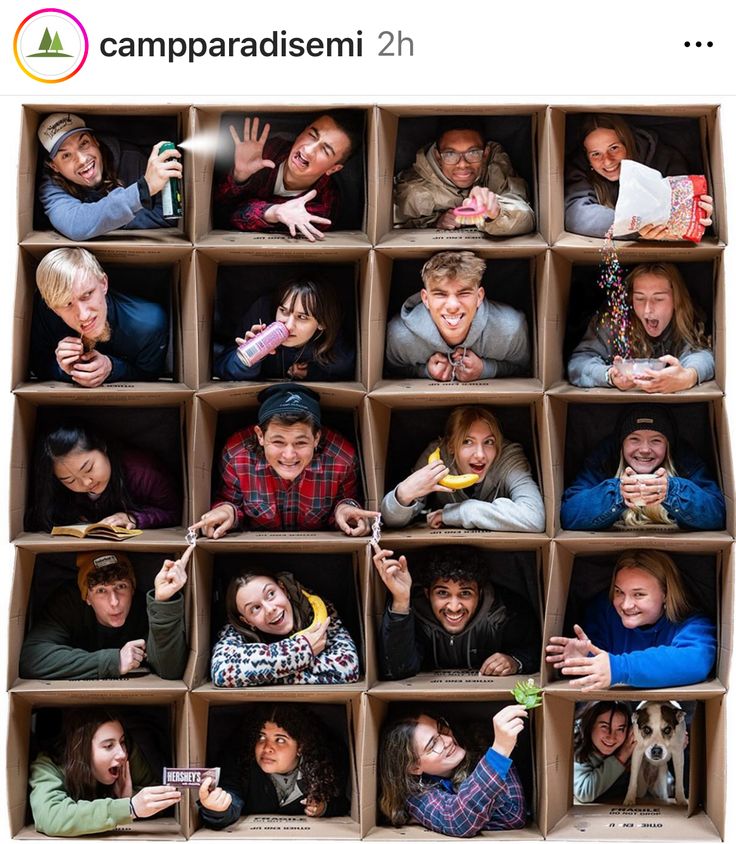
211 425 361 531
407 749 526 837
214 137 339 233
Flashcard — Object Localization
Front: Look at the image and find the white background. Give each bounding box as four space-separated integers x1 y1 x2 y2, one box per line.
0 1 733 839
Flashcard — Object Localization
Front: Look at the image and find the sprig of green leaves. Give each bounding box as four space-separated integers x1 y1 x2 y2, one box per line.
511 678 543 709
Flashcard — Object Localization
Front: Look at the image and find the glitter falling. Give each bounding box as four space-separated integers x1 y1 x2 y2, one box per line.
598 227 632 359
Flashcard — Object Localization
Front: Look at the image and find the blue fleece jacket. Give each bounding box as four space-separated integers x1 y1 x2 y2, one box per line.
584 592 716 688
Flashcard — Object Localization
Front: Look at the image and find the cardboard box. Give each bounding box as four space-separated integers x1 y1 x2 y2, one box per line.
13 242 197 390
546 105 727 247
372 104 547 248
366 541 546 692
9 393 193 541
364 394 552 536
545 395 734 536
189 543 368 691
187 692 361 839
192 246 369 389
7 690 188 839
189 105 373 246
8 543 197 690
18 104 192 245
541 536 732 691
360 692 543 839
365 246 545 393
541 245 726 392
541 691 725 840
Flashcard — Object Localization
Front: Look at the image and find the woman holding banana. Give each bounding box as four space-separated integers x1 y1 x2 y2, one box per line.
380 406 545 532
210 569 360 687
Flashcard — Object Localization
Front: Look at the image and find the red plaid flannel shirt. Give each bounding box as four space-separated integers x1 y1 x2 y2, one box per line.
214 137 339 232
211 425 361 531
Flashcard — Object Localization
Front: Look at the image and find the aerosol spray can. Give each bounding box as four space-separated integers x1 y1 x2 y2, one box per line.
236 321 290 367
159 141 183 220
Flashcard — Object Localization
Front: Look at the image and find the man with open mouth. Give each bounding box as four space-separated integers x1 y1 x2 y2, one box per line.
215 111 362 241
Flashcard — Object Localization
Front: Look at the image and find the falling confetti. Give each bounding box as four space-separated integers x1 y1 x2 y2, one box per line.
597 227 632 359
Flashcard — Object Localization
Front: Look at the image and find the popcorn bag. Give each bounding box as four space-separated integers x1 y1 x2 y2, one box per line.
613 159 708 242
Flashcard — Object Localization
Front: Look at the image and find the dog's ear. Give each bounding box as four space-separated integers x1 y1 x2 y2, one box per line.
631 711 640 726
675 708 686 724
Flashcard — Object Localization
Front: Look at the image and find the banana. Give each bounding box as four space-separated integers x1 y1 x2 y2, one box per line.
428 447 479 490
290 589 328 638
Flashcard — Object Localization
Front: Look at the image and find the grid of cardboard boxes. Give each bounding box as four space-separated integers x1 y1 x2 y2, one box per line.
8 104 732 840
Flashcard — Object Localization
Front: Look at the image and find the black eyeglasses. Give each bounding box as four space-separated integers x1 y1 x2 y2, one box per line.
423 717 452 756
438 148 484 165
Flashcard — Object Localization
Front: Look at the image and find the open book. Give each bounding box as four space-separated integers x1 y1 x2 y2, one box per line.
50 522 143 541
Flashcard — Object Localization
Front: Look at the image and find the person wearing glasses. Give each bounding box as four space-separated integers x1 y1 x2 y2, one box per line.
379 707 527 835
393 118 534 236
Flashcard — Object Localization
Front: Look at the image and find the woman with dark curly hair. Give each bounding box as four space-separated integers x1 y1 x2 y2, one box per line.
197 704 349 829
29 708 180 837
25 421 180 532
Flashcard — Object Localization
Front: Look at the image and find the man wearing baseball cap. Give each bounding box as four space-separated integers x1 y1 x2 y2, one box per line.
36 111 182 240
191 383 378 538
19 548 191 680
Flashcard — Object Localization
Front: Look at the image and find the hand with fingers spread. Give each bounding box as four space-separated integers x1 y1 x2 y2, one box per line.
112 759 133 799
545 623 594 670
154 544 193 601
198 777 232 813
190 504 237 540
372 547 412 613
131 785 182 819
119 638 147 675
263 191 332 241
230 117 276 183
334 502 380 537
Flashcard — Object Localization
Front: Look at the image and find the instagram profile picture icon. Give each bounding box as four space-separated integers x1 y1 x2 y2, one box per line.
14 9 89 84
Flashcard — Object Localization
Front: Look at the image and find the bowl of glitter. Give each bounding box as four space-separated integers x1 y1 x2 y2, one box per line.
614 358 667 377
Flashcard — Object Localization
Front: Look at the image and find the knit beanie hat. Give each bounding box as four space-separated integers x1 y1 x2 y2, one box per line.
257 383 322 426
76 551 135 601
617 404 676 449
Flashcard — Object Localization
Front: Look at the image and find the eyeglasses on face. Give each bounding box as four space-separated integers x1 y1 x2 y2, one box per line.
423 717 453 756
438 148 484 165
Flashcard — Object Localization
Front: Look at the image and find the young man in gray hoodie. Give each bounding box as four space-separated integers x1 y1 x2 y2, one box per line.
384 250 530 381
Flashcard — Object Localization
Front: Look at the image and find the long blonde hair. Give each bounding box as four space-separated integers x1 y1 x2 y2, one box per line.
615 449 677 528
442 406 504 464
626 263 710 357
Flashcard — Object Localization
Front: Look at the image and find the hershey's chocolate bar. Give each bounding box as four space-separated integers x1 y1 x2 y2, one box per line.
162 766 220 788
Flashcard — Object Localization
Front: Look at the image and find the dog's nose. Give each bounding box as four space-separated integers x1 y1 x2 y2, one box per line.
649 745 664 760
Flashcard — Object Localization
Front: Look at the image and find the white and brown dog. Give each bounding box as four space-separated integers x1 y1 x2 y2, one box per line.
623 700 687 806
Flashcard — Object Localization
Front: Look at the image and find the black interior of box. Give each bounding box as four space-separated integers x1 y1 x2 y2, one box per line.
33 114 180 232
212 262 358 380
378 699 536 827
28 260 177 381
563 402 721 486
393 114 536 211
209 552 363 673
213 110 366 231
26 405 184 529
563 261 715 366
383 404 539 497
383 257 536 379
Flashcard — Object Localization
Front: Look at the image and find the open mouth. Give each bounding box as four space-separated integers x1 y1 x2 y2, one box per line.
468 462 486 474
292 150 310 170
109 765 120 777
77 160 97 181
442 314 463 329
645 319 660 333
268 609 286 627
442 610 466 625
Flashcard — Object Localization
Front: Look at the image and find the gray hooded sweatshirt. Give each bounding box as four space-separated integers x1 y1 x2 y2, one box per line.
381 438 545 532
385 293 530 380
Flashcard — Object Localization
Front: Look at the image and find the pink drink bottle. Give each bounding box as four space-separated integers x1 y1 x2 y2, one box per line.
236 321 290 367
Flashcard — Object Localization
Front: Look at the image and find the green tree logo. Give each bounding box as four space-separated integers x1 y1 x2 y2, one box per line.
28 27 72 58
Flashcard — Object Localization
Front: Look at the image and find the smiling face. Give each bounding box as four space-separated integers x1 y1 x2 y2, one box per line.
584 127 628 182
254 421 320 481
283 116 350 191
49 131 104 189
421 275 484 346
90 721 128 785
622 429 668 474
612 567 666 629
435 129 488 189
452 419 498 481
409 715 466 777
276 292 322 348
236 576 295 636
53 447 112 496
86 578 133 628
255 721 300 775
631 273 675 338
590 710 629 757
51 269 109 340
427 577 480 634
